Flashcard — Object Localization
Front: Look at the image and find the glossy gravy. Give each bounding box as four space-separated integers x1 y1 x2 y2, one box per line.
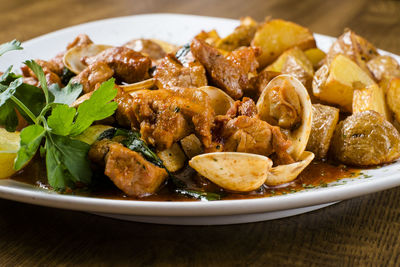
11 158 359 201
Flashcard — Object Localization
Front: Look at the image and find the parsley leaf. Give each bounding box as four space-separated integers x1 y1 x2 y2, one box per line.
48 82 82 105
0 101 18 132
0 78 22 106
24 60 50 104
70 78 117 136
0 40 22 56
14 125 46 170
47 104 76 136
45 133 91 189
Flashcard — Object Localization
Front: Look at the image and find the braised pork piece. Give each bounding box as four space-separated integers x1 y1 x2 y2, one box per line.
3 16 400 201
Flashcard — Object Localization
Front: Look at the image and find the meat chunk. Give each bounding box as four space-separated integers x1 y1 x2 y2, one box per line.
154 54 207 90
226 97 258 118
89 141 168 197
71 62 114 93
190 38 259 99
115 88 214 150
124 39 166 60
66 34 93 50
85 47 151 83
21 59 62 87
214 116 293 163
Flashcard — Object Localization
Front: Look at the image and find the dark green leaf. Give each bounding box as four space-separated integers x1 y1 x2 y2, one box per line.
121 131 164 168
14 125 45 170
14 83 47 119
24 60 49 104
0 66 20 84
45 138 75 189
48 82 82 105
61 67 76 85
0 78 22 106
46 133 92 189
47 104 76 136
0 100 18 132
70 78 117 136
175 189 221 201
0 40 23 56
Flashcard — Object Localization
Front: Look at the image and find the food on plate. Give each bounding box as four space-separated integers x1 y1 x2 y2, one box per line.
1 16 399 201
0 129 20 179
306 104 339 159
331 111 400 166
251 19 316 68
312 54 375 112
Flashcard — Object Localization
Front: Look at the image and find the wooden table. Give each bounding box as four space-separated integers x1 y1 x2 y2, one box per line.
1 0 400 265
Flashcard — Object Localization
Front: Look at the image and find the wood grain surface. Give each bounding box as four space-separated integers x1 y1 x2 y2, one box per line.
1 0 400 265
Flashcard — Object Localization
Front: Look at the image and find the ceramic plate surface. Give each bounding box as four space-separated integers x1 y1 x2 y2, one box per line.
0 14 399 225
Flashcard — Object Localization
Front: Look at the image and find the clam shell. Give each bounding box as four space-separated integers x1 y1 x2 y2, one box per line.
63 44 113 74
265 151 314 186
189 152 273 192
120 78 156 92
256 74 313 160
198 86 235 115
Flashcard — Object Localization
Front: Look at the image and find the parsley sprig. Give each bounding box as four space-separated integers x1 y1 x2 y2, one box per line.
0 40 118 190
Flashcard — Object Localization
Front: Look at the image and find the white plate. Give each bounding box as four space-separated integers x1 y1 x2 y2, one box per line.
1 14 400 225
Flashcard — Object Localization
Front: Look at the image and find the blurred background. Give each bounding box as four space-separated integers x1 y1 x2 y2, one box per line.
1 0 399 54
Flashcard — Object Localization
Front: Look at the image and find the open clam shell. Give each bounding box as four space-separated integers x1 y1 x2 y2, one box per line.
150 39 178 54
120 78 156 92
63 44 113 74
265 151 315 186
189 152 273 192
256 74 313 160
198 86 235 115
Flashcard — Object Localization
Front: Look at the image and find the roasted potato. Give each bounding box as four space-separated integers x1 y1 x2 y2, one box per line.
251 19 316 68
304 48 326 70
157 143 187 172
306 104 339 159
180 134 203 159
216 17 258 51
326 29 378 74
331 111 400 166
352 83 391 120
367 55 400 82
312 54 375 112
266 47 314 89
386 78 400 122
194 29 221 46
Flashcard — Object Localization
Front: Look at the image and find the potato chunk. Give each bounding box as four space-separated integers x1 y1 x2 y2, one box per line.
266 47 314 89
326 29 378 74
386 78 400 122
157 143 187 172
331 111 400 166
312 54 375 112
304 48 326 70
352 83 390 120
251 19 316 68
216 17 258 51
306 104 339 159
180 134 203 159
367 55 400 82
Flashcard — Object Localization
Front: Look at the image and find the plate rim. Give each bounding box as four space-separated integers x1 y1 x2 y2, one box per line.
0 13 399 218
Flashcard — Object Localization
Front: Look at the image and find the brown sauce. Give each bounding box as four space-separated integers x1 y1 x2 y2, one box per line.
11 157 359 201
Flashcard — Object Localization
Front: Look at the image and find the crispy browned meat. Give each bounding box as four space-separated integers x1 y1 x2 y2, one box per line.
66 34 93 50
115 88 214 150
226 97 258 118
124 39 166 60
71 62 114 93
154 54 207 90
211 115 294 164
190 38 259 100
89 141 168 197
84 47 151 83
21 59 62 87
251 70 281 98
